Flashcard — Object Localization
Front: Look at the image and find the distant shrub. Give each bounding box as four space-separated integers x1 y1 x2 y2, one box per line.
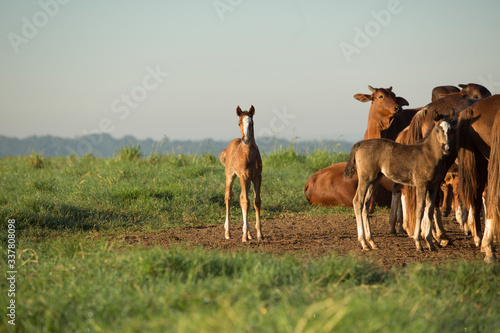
29 151 44 169
115 145 143 161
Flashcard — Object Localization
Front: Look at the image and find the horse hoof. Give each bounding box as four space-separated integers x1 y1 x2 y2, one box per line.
440 239 449 247
484 256 497 264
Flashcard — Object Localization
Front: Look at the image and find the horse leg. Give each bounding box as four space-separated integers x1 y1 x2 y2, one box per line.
362 182 379 250
481 218 498 264
423 188 438 251
252 174 263 241
240 177 252 242
353 180 369 250
433 206 450 247
389 184 402 234
224 174 236 239
413 187 427 252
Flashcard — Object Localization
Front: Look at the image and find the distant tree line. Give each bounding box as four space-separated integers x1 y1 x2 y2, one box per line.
0 134 354 157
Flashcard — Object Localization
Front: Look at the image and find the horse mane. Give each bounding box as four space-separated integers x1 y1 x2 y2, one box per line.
486 113 500 238
399 108 427 144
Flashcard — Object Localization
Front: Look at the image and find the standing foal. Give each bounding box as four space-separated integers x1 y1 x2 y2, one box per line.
219 105 263 242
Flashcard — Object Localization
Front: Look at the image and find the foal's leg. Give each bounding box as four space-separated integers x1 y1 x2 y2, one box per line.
224 174 236 239
353 180 369 250
240 177 252 242
252 174 263 241
413 187 427 252
362 182 379 250
423 188 438 251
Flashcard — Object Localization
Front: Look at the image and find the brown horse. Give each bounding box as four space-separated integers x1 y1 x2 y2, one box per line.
304 86 416 212
432 84 491 102
457 94 500 263
219 105 263 242
345 112 453 252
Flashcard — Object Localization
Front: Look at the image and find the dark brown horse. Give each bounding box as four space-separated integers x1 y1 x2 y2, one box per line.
304 86 416 212
457 94 500 263
345 113 454 252
219 105 263 242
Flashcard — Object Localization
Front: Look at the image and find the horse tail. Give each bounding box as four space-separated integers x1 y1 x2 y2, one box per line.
486 113 500 239
344 142 360 180
219 149 227 165
456 109 478 209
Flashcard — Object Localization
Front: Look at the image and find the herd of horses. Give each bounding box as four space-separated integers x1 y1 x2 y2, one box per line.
219 84 500 264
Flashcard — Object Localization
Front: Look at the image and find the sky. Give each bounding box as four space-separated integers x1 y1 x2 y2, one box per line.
1 0 500 144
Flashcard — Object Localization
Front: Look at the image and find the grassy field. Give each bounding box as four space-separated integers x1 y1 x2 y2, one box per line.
1 148 499 332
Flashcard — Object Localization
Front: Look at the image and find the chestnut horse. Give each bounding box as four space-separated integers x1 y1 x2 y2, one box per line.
304 86 416 214
345 113 453 252
432 83 491 102
457 94 500 263
219 105 263 242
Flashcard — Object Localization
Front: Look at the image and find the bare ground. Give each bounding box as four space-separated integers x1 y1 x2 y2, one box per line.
108 212 492 270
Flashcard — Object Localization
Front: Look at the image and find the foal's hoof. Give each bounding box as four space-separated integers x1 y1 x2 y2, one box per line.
225 233 230 240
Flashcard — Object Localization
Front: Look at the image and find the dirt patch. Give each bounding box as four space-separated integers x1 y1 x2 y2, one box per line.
109 212 490 270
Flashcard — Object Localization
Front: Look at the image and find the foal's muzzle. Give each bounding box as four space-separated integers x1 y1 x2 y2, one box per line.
442 143 451 155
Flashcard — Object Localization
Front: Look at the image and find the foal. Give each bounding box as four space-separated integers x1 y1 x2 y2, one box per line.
344 111 453 252
219 105 263 242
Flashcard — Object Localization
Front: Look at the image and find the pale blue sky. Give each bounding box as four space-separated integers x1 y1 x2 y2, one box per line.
1 0 500 142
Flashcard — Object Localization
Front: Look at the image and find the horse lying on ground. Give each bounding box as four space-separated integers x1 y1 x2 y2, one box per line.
344 111 454 252
219 105 263 242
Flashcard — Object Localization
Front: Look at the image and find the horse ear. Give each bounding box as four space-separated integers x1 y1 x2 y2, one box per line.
249 105 255 116
354 93 372 103
458 84 468 89
396 97 409 107
432 110 440 121
449 108 456 119
387 86 393 91
236 106 242 116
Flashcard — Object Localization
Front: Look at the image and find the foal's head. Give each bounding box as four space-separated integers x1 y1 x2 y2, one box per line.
236 105 255 145
432 110 454 155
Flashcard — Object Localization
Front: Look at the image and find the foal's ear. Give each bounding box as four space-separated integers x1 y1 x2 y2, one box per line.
396 97 409 107
236 105 243 116
249 105 255 116
432 110 440 121
354 93 372 103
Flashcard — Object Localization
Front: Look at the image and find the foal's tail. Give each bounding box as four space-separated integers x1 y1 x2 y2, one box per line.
487 113 500 239
219 149 227 165
344 142 360 180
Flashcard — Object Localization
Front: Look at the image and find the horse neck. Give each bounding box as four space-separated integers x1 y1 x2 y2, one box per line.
422 127 444 160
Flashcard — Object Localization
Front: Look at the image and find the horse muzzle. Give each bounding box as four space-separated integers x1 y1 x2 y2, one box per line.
442 143 451 155
242 137 250 145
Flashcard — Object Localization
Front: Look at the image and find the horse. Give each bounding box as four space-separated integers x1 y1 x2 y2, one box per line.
304 86 416 213
432 83 491 102
219 105 263 242
457 94 500 263
344 112 454 252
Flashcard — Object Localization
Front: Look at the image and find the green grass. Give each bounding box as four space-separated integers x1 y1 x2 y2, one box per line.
1 238 498 332
1 148 498 332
